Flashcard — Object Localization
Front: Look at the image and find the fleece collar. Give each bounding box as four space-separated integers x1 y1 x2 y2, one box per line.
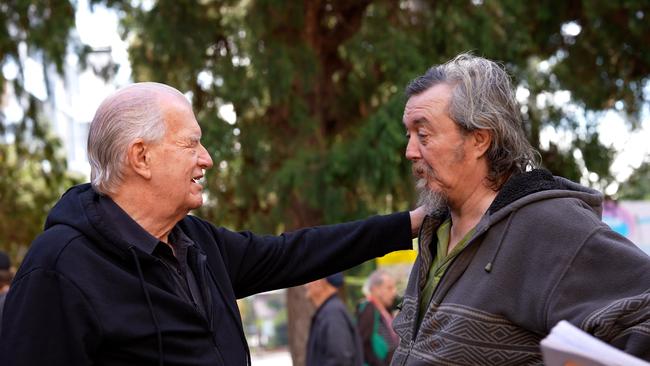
488 169 561 214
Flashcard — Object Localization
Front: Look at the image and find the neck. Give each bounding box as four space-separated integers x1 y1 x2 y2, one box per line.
313 288 338 308
368 295 387 312
109 185 181 243
448 179 498 252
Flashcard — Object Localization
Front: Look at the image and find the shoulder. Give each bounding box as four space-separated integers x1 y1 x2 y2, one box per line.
512 194 605 238
357 300 376 314
180 215 264 252
181 214 213 232
320 297 354 321
180 215 243 242
494 194 647 272
19 225 86 274
179 215 224 246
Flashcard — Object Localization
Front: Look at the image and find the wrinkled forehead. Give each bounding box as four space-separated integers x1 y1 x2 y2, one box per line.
160 97 201 135
403 83 454 124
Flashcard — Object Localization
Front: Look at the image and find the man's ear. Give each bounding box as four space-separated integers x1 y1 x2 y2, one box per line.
472 129 492 158
127 138 152 179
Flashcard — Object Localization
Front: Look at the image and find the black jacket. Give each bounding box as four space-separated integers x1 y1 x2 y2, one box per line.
306 294 363 366
0 184 412 365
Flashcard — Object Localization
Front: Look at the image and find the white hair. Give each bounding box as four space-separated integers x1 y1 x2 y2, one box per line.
363 269 392 295
87 82 186 195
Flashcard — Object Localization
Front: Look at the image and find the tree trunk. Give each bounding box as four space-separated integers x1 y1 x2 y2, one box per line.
283 3 373 364
285 197 321 366
287 285 316 366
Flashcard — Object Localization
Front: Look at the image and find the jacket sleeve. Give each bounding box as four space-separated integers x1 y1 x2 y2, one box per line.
0 269 101 366
545 226 650 360
212 212 413 298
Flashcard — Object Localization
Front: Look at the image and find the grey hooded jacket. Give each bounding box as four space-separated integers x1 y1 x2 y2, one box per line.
391 169 650 365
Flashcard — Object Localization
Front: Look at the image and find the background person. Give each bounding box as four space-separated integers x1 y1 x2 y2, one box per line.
305 273 363 366
391 53 650 365
357 269 399 366
0 251 12 337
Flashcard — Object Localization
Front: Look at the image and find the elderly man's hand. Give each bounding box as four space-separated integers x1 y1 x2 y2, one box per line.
409 206 427 238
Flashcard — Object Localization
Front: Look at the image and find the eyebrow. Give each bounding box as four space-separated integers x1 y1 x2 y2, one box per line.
413 118 429 127
186 135 201 144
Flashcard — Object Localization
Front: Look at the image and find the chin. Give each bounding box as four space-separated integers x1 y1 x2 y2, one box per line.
186 199 204 211
417 185 448 214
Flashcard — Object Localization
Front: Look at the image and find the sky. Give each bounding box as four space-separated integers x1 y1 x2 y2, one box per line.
76 0 131 83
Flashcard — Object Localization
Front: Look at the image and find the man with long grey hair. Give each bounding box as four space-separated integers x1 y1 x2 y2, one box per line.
0 82 426 366
392 53 650 365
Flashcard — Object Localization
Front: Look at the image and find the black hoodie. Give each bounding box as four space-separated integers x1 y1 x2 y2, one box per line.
0 184 413 366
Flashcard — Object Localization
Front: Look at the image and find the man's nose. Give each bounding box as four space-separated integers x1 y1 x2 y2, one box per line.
405 136 421 161
198 144 214 169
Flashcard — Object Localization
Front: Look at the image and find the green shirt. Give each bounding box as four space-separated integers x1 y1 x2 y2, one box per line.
417 218 475 326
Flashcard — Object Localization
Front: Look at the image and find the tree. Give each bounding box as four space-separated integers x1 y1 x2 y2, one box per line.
0 0 82 261
617 160 650 200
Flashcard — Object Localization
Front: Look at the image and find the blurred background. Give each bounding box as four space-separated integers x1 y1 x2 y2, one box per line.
2 1 650 364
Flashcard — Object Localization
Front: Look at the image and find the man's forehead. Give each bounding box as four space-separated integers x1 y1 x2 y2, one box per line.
407 85 452 108
402 106 432 126
403 84 453 124
178 123 202 138
381 274 395 284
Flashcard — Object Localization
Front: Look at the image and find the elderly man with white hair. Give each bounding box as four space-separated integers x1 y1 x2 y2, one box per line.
357 270 399 366
0 82 425 366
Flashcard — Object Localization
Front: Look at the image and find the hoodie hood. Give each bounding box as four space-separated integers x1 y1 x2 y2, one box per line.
45 183 140 262
45 183 167 365
485 169 603 226
478 169 603 274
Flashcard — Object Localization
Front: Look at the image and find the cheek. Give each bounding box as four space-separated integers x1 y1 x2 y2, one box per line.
420 146 438 163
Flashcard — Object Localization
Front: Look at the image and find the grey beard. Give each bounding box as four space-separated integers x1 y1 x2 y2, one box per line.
416 178 448 215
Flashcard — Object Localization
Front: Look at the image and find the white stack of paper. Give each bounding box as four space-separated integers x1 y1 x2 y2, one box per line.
541 320 650 366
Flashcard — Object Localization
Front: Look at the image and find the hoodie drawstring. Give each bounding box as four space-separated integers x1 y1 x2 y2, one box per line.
484 212 516 273
129 246 164 366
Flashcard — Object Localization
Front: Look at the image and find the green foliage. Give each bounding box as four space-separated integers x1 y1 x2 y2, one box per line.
98 0 650 233
0 0 75 78
0 0 81 261
618 160 650 200
0 110 81 261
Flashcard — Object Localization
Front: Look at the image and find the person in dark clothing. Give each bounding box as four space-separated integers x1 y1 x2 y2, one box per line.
356 270 398 366
0 82 425 366
305 273 363 366
392 53 650 365
0 251 12 337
